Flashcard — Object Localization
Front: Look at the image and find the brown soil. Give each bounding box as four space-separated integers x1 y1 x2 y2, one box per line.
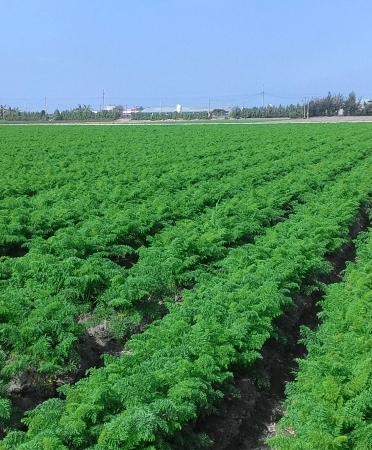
195 297 314 450
7 319 123 434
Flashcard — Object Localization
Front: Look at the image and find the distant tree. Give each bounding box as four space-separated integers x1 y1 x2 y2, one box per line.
363 100 372 116
286 104 302 119
0 105 8 120
309 93 344 117
212 109 228 118
229 107 241 119
344 91 361 116
53 109 62 121
115 105 124 116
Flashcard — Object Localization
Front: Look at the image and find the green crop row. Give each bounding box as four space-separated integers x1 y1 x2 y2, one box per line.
268 213 372 450
1 124 357 252
4 152 372 449
112 139 369 307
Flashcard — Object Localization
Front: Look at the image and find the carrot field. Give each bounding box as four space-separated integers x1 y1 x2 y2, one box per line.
0 123 372 449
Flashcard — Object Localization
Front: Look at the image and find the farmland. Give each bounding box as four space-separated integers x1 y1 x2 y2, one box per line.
0 123 372 449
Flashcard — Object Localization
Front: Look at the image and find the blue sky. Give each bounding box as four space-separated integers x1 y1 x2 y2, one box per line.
1 0 372 111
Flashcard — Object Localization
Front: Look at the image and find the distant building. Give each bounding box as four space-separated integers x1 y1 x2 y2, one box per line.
360 99 372 110
121 106 144 118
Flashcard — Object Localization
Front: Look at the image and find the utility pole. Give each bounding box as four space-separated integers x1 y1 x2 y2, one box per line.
307 98 310 119
208 99 211 117
102 89 105 110
262 85 265 107
303 97 306 119
44 97 47 114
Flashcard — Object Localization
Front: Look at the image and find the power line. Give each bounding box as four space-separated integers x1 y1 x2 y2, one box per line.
2 90 372 112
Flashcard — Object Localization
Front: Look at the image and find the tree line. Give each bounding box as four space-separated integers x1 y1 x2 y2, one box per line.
1 92 371 122
229 92 372 119
53 104 122 121
0 104 122 122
